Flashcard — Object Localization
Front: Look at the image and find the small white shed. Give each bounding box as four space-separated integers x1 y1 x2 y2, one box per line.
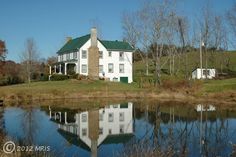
192 68 216 79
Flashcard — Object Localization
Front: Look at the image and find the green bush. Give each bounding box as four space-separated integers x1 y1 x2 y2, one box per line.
0 77 8 86
0 76 23 86
50 74 69 81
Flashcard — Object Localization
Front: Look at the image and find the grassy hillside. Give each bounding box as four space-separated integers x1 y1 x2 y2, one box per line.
134 51 236 81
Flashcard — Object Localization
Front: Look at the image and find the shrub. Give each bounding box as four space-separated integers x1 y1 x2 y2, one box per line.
68 74 79 79
77 74 88 80
0 76 23 86
40 73 49 81
50 74 68 81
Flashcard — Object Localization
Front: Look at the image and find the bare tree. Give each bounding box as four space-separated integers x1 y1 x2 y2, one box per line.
122 0 179 85
20 38 39 84
177 17 189 78
227 3 236 48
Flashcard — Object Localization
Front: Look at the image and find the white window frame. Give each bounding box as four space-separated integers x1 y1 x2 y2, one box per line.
119 112 124 122
99 113 104 121
108 63 114 73
82 50 87 59
119 52 124 61
99 128 103 135
81 64 87 73
73 52 77 59
119 64 124 73
66 53 70 60
120 125 124 134
108 51 112 57
99 65 103 73
99 51 103 59
82 128 87 136
81 114 87 122
108 113 114 122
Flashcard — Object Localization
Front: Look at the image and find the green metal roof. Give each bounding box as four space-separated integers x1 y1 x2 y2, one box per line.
57 34 90 54
100 40 134 52
57 34 134 55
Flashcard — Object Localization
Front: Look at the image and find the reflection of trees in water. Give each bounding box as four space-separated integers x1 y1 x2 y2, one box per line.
0 107 5 146
19 106 39 145
118 104 235 157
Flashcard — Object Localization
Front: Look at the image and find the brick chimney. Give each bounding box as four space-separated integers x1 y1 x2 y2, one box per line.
88 28 99 79
65 37 72 43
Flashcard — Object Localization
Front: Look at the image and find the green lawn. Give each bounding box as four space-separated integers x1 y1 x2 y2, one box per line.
133 51 236 81
203 78 236 92
0 79 141 98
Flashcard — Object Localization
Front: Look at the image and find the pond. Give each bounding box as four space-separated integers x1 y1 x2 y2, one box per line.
0 101 236 157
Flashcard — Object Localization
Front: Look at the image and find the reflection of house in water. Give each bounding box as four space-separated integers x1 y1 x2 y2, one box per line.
195 104 216 112
49 103 134 156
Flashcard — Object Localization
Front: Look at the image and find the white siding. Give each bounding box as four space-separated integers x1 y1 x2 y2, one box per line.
192 68 216 79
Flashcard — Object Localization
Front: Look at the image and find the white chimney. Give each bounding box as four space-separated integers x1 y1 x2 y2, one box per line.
90 27 97 47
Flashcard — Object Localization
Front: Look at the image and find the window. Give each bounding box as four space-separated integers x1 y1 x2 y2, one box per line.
99 113 104 121
99 51 103 59
66 53 70 60
203 69 210 76
119 64 124 73
99 128 103 135
119 112 124 122
82 128 87 136
82 64 87 73
119 52 124 61
109 129 112 134
120 125 124 134
60 55 63 62
108 51 112 57
73 52 77 59
81 114 87 122
99 65 103 73
108 63 114 73
108 113 114 122
82 50 87 59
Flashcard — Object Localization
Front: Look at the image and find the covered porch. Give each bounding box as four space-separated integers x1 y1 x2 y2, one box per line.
49 61 79 75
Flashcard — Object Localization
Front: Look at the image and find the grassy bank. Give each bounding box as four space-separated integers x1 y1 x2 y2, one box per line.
0 78 236 104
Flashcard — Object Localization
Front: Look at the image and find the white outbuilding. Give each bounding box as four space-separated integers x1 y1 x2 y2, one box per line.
192 68 216 79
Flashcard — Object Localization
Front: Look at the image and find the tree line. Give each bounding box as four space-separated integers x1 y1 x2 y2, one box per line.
122 0 236 85
0 39 57 86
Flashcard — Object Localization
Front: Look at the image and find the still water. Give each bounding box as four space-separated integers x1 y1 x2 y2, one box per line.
0 101 236 157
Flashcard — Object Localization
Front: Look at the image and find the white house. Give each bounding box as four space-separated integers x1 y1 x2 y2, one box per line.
49 103 134 154
54 28 134 83
192 68 216 79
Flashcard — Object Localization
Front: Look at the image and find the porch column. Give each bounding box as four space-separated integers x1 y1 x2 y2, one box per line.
49 66 52 75
65 63 67 75
54 65 57 73
75 63 79 74
59 64 62 74
64 112 68 124
49 106 51 118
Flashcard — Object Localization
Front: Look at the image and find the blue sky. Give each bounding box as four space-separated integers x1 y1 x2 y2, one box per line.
0 0 234 62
